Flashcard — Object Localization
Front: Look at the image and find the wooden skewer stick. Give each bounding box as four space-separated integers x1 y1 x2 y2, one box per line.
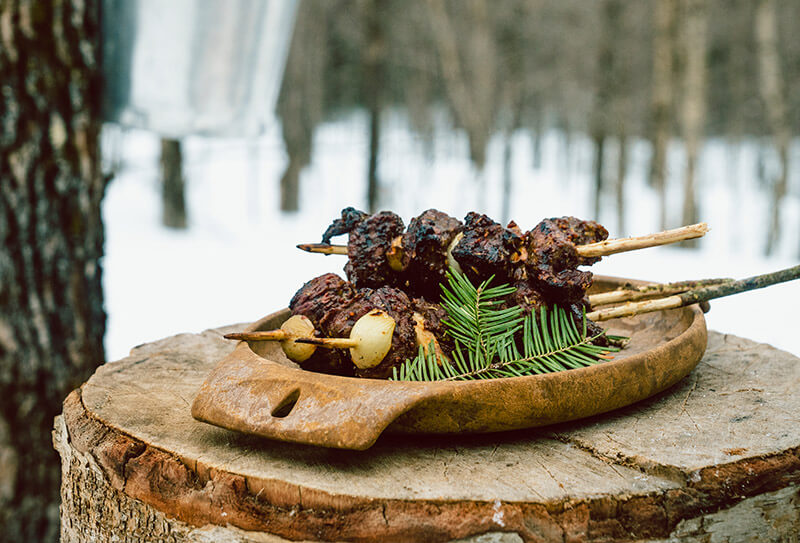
575 223 709 258
297 223 710 260
295 337 359 348
586 265 800 322
227 310 397 369
296 243 348 255
224 330 288 341
587 277 732 307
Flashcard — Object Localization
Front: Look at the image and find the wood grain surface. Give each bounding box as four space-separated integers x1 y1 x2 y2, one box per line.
56 323 800 542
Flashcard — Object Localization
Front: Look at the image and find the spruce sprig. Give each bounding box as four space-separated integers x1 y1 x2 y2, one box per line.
391 270 621 382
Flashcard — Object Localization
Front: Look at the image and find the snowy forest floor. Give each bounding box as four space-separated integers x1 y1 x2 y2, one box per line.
101 112 800 361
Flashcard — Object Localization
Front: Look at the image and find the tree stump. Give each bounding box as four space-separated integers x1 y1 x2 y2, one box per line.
55 325 800 542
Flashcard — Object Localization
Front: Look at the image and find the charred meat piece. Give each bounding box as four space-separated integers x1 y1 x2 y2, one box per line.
401 209 463 298
412 297 454 354
567 303 612 347
537 216 608 266
289 276 441 379
524 217 608 305
321 207 369 244
344 211 406 289
289 273 357 376
450 212 525 285
506 281 546 315
324 287 418 379
289 273 357 331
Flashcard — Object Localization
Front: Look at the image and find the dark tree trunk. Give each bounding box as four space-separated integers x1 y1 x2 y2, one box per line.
680 0 708 248
363 0 386 213
160 138 188 229
276 0 328 213
0 1 105 541
650 0 677 231
592 132 606 222
280 157 302 212
616 135 628 235
754 0 790 256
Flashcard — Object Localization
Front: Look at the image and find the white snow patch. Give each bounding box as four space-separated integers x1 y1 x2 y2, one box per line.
492 500 505 527
100 116 800 361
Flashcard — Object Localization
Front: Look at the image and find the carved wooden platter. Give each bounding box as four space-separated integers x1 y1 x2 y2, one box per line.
191 276 707 450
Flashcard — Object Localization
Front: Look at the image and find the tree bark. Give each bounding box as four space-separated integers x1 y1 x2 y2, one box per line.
0 1 104 541
754 0 790 256
160 138 188 229
650 0 677 231
680 0 708 246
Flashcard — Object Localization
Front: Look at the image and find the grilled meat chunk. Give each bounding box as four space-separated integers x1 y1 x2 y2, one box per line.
289 273 357 331
321 207 369 244
450 212 526 284
344 211 406 289
289 273 357 376
401 209 463 298
289 276 446 379
524 217 608 305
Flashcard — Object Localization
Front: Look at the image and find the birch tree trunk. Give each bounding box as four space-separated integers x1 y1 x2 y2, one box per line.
680 0 708 244
650 0 677 231
754 0 790 256
0 1 104 541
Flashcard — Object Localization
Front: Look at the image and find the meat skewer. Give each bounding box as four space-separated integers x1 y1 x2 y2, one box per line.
296 208 709 306
587 265 800 322
286 273 451 378
298 222 709 259
586 277 732 307
228 266 800 379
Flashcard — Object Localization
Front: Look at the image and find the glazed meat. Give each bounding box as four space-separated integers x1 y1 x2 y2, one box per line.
289 275 450 379
287 271 616 379
400 209 463 298
449 212 526 285
344 211 406 289
289 273 357 329
524 217 608 305
325 286 417 379
289 273 358 376
318 208 608 307
321 207 369 244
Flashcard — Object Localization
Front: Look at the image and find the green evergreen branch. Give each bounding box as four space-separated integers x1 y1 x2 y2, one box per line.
391 269 622 382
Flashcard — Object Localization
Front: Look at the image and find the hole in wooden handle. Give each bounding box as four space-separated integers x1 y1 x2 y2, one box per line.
271 389 300 418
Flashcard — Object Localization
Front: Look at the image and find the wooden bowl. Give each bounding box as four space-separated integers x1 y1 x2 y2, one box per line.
192 276 707 450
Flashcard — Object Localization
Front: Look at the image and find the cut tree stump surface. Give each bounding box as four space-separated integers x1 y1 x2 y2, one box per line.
56 325 800 542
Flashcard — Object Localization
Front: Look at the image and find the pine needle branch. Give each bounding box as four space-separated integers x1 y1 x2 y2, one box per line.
391 269 622 382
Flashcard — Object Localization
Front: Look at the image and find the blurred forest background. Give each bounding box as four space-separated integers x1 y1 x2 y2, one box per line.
266 0 800 253
2 0 800 540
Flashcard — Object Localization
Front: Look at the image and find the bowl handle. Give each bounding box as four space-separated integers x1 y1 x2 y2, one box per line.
192 344 427 450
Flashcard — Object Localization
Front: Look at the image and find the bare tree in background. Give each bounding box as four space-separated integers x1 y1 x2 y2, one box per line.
362 0 387 212
650 0 677 230
425 0 497 170
590 0 619 222
161 138 188 228
277 0 328 212
680 0 709 244
754 0 790 255
0 1 105 541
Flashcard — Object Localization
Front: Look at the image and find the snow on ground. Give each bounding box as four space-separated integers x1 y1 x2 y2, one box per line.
101 112 800 361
